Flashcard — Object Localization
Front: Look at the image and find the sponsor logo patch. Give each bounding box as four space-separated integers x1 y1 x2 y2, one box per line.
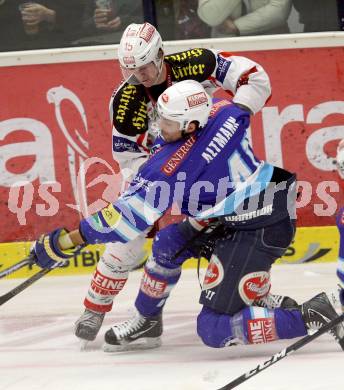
91 270 127 295
161 135 196 176
101 203 120 227
123 56 135 65
216 56 231 84
113 136 141 153
140 270 167 298
238 271 270 305
162 93 169 103
115 84 137 124
187 92 208 108
139 23 155 42
209 99 231 117
202 254 224 290
248 318 277 344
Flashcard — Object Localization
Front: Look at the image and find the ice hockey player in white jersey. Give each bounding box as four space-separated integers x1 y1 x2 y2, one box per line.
31 80 344 352
73 21 291 343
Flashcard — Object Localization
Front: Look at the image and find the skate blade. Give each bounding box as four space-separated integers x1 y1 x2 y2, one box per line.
103 337 161 352
78 339 90 351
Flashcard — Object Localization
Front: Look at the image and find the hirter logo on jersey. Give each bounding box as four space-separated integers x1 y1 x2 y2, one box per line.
187 92 208 108
238 271 271 305
162 93 169 103
202 254 224 290
139 23 155 42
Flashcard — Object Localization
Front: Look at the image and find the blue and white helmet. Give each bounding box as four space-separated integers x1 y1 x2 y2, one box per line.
157 80 212 131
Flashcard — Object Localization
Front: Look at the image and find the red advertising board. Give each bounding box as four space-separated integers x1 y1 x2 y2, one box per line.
0 47 343 242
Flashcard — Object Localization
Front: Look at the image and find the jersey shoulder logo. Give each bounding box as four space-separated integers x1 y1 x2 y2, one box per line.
165 48 216 82
113 83 148 135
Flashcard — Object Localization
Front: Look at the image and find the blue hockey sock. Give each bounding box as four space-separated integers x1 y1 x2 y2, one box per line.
241 307 306 343
135 257 181 317
197 306 307 348
135 223 195 317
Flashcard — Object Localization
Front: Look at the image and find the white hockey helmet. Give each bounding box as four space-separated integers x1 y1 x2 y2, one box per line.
336 139 344 179
118 22 163 82
157 80 212 132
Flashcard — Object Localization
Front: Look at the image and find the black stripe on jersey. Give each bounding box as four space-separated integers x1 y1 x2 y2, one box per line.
165 48 216 82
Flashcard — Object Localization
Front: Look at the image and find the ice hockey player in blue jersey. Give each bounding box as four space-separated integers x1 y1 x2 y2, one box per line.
31 80 344 352
75 21 276 342
335 139 344 310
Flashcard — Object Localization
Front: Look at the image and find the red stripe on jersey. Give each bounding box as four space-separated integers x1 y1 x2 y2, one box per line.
265 93 272 104
218 51 234 58
237 66 258 89
208 75 234 97
137 133 150 153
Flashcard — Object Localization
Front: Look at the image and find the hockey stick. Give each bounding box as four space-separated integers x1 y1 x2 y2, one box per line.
0 261 61 306
0 256 34 279
217 312 344 390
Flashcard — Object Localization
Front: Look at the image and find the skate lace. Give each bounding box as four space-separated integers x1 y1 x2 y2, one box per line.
78 310 104 328
255 294 283 309
112 314 146 338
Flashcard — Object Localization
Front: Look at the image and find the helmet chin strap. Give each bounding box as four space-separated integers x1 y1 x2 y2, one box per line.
151 58 165 86
181 130 189 139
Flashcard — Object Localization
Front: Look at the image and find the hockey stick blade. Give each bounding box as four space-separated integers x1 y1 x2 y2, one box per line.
0 255 34 279
0 264 60 306
217 312 344 390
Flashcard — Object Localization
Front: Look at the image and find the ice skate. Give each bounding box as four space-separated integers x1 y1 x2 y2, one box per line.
103 311 162 352
74 309 105 342
301 292 344 350
254 293 298 310
328 285 344 313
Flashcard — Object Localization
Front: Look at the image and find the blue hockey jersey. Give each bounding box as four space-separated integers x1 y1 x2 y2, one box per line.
80 99 275 244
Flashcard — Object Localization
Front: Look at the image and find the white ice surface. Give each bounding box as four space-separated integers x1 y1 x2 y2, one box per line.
0 263 343 390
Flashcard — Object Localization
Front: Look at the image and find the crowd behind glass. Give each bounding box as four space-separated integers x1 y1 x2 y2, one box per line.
0 0 342 52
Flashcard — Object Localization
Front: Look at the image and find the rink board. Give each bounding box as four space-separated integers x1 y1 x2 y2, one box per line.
0 225 338 279
0 38 344 244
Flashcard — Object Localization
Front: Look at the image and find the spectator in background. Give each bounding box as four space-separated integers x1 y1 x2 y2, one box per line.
0 0 28 51
197 0 292 38
293 0 340 32
77 0 143 45
0 0 83 52
155 0 176 40
18 0 84 48
174 0 210 40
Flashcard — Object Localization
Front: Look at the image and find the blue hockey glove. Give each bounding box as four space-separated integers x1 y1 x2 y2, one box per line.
32 228 83 269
